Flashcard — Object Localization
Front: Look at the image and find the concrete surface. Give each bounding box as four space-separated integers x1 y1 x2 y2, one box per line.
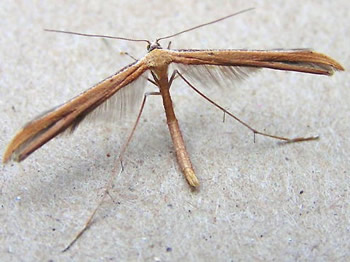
0 0 349 261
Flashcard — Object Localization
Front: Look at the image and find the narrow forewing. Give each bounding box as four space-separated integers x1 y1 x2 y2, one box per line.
3 60 149 163
169 49 344 75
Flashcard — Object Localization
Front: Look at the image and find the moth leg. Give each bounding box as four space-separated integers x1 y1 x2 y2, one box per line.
175 70 319 143
169 70 177 86
62 91 160 252
119 51 138 62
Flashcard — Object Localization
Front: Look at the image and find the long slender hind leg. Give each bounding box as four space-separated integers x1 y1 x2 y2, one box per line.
63 91 160 252
176 70 319 143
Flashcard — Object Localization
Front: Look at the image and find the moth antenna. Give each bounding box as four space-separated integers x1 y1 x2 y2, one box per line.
156 7 254 42
44 29 151 45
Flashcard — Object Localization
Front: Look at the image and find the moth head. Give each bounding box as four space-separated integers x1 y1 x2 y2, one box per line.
147 41 162 52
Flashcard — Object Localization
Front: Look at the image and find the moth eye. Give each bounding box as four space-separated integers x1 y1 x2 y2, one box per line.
147 43 151 50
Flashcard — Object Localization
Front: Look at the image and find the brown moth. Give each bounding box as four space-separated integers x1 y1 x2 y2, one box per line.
2 9 344 250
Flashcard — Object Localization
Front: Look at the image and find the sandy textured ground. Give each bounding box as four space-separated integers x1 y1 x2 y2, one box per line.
1 1 349 261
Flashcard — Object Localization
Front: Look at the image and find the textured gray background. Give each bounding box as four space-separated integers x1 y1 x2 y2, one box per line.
1 0 349 261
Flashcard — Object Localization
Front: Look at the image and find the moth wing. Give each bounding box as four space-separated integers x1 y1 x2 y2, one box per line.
3 60 149 163
173 62 258 89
